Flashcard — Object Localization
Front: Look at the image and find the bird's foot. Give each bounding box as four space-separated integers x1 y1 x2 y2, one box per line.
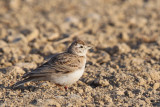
64 86 68 91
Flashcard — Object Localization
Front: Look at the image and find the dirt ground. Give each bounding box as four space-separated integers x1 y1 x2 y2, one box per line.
0 0 160 106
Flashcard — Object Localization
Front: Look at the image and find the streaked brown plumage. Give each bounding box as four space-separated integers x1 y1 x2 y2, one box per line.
13 39 91 88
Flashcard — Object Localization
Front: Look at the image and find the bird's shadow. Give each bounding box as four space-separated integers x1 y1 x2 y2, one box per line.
10 84 44 92
0 84 11 90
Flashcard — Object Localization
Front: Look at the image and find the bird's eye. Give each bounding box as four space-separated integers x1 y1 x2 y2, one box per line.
80 46 83 48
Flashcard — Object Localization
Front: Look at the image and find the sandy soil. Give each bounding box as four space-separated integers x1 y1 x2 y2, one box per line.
0 0 160 106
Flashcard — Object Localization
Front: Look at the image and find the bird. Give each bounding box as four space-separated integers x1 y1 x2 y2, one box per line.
13 39 91 89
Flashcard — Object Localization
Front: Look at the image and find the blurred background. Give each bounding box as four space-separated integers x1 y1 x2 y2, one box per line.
0 0 159 64
0 0 160 106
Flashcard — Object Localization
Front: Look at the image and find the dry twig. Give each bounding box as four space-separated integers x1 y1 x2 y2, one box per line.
53 24 92 45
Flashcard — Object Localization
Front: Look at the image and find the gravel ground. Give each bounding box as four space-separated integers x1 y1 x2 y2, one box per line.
0 0 160 106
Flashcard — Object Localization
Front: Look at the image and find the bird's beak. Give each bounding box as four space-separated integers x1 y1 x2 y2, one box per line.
86 45 92 50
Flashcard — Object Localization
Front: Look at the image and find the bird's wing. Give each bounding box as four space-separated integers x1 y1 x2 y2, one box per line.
23 53 85 78
48 53 84 73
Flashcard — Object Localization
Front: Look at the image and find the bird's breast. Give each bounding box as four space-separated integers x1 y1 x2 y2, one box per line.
53 67 85 86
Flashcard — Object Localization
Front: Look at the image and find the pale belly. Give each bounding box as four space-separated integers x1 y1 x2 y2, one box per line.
52 68 85 86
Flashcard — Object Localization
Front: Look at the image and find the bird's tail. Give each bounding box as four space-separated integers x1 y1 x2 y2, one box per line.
12 77 35 88
12 72 51 88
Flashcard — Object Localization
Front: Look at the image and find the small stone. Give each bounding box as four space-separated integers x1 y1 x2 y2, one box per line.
47 33 59 41
145 98 151 104
118 32 129 42
10 54 19 63
108 85 113 90
16 62 37 69
87 104 94 107
9 0 21 10
138 18 147 27
77 81 85 86
85 86 92 92
53 43 66 51
42 44 54 55
104 95 112 103
20 44 31 54
131 58 144 66
99 101 104 105
153 83 159 90
139 44 147 51
150 59 155 64
4 62 12 67
77 88 84 94
116 90 124 95
7 34 28 44
8 66 25 74
0 40 7 47
125 91 134 97
138 100 146 106
99 79 109 86
44 99 60 107
137 77 146 86
117 43 130 53
157 39 160 45
147 77 151 83
149 71 160 81
0 28 7 39
69 94 81 100
26 29 39 42
29 54 44 64
97 51 110 64
39 82 49 87
87 13 100 21
64 16 79 24
0 46 11 54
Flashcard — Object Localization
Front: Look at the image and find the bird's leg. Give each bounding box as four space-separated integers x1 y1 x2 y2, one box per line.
55 84 68 91
56 84 67 91
64 86 68 90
